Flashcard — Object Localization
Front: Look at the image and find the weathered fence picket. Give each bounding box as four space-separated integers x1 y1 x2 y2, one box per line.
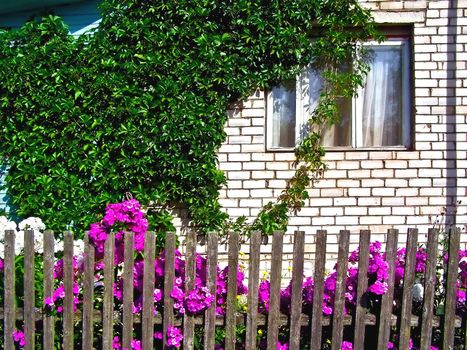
331 230 350 350
204 231 218 350
420 228 439 350
23 229 35 350
377 228 398 350
398 228 418 350
354 230 370 350
183 229 196 350
142 231 156 350
43 230 55 350
310 230 327 350
289 230 305 350
122 231 135 350
225 231 240 350
266 231 284 350
443 227 460 350
245 230 261 350
63 231 75 350
4 230 15 350
1 227 465 350
163 232 175 350
82 232 95 350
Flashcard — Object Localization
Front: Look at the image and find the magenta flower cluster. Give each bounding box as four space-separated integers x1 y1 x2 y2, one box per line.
32 199 466 350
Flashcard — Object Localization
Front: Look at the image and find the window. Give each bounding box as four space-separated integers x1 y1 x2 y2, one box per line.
266 37 411 150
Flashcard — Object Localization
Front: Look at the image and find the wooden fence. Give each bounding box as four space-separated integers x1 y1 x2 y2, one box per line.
0 228 465 350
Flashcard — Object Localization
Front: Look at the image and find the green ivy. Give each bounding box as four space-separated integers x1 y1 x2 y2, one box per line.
0 0 378 235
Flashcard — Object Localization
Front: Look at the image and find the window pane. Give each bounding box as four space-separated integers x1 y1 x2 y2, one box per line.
321 97 352 147
301 68 352 147
361 44 405 147
270 82 296 148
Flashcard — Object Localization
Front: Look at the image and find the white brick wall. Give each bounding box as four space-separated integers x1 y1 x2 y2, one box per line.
215 0 467 268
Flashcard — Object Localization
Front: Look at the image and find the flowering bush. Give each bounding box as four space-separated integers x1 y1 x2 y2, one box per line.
3 200 466 349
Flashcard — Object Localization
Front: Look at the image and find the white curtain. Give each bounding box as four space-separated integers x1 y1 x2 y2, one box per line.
360 46 403 147
301 68 352 147
270 82 296 148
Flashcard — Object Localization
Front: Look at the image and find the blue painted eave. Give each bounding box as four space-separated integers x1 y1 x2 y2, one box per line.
0 0 85 15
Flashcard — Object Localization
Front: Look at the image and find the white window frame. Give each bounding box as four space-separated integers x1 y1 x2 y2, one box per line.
266 37 412 151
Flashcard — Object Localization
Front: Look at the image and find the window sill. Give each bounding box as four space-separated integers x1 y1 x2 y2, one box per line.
266 145 411 152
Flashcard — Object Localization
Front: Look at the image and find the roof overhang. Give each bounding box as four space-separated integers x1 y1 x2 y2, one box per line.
0 0 85 15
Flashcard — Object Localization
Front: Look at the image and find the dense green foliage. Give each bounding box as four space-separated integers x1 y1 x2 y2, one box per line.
0 0 377 234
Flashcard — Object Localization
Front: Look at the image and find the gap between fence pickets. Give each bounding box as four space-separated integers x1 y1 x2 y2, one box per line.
0 228 464 350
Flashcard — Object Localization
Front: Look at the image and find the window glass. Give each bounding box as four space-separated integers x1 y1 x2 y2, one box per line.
270 81 296 148
359 44 405 147
266 37 411 150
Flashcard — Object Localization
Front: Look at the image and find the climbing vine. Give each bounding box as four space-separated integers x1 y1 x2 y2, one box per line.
0 0 378 235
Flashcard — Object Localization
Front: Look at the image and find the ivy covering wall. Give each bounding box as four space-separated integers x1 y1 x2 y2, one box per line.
0 0 377 235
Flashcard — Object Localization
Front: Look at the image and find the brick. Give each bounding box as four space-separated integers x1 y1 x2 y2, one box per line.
418 168 442 178
314 179 337 188
309 198 333 207
362 179 384 187
369 151 393 160
265 162 290 170
372 169 395 178
395 169 418 178
395 188 419 196
321 207 344 216
372 188 395 196
228 118 250 127
406 197 429 205
218 144 241 153
219 199 238 207
227 171 250 180
228 153 250 162
369 207 391 215
384 160 408 168
383 216 406 225
360 216 382 225
239 199 262 207
251 170 275 179
348 188 371 196
251 153 274 162
241 144 265 152
361 160 384 169
323 152 345 161
250 189 274 197
219 162 242 171
225 180 243 189
324 170 347 179
408 159 432 168
226 207 250 217
274 153 295 161
381 197 405 206
348 170 371 178
288 217 312 225
242 108 265 117
345 207 367 216
266 179 287 188
385 179 408 187
345 152 368 160
229 135 251 144
358 197 381 206
312 217 335 226
243 180 266 189
225 127 240 136
337 179 360 187
320 188 344 197
334 197 358 206
241 126 264 135
336 216 359 225
275 170 296 179
226 189 250 198
336 161 360 170
242 162 265 170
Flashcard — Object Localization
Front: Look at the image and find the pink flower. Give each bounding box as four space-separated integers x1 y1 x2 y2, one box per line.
167 326 183 348
13 329 26 347
341 341 353 350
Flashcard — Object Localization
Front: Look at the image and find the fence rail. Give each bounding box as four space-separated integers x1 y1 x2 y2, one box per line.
1 228 465 350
